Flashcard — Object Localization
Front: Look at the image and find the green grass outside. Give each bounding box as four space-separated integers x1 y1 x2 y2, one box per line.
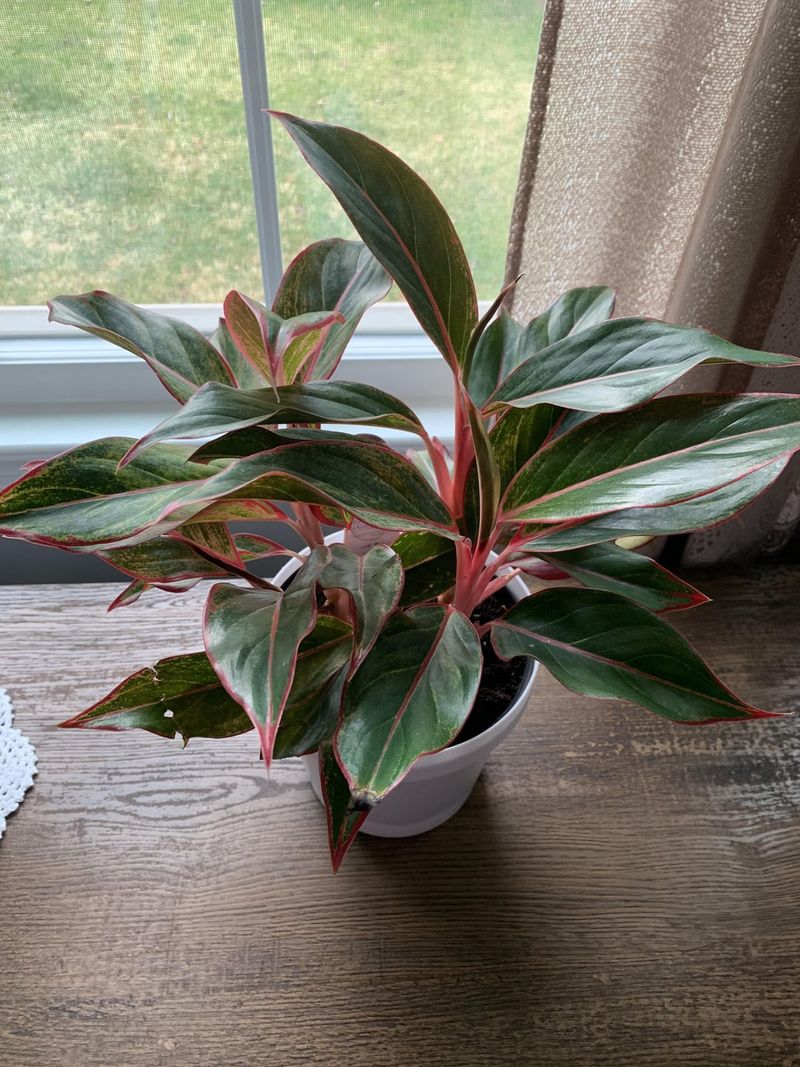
1 1 542 306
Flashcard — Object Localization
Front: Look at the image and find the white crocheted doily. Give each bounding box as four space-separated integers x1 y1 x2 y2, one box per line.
0 689 37 837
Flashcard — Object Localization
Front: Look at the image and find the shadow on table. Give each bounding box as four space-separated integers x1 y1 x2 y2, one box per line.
344 774 561 1024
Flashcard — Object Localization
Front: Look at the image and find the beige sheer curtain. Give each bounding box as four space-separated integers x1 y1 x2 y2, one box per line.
507 0 800 563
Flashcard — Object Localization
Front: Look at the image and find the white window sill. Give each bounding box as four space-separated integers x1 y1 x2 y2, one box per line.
0 309 458 484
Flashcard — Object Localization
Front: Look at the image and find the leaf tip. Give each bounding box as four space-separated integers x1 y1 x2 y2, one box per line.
116 440 142 471
265 108 293 124
258 722 279 771
327 808 369 873
749 707 786 721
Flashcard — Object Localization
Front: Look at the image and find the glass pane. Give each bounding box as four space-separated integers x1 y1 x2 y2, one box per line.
265 0 543 300
1 0 260 305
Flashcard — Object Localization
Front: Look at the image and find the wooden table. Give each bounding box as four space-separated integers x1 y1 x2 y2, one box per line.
1 569 799 1066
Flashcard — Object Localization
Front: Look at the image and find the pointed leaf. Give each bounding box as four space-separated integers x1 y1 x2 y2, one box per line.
319 544 403 669
490 318 798 414
468 287 616 407
0 438 215 550
393 530 456 606
121 379 426 465
48 291 233 403
526 543 707 612
466 399 501 546
233 533 292 561
273 239 392 380
279 310 346 383
203 549 330 765
0 438 456 549
490 404 559 490
274 669 348 762
467 310 525 407
464 405 558 531
280 617 353 704
107 577 200 609
522 285 616 354
272 111 478 370
503 394 800 524
491 588 775 723
58 651 252 740
223 290 278 383
272 618 354 758
101 535 228 585
225 297 342 387
210 318 268 390
107 579 149 611
319 739 369 872
191 425 356 462
335 605 481 804
462 276 521 390
175 520 242 566
309 503 350 528
525 459 791 551
185 498 286 523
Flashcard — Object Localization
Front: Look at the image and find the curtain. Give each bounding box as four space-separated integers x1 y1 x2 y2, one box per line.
507 0 800 563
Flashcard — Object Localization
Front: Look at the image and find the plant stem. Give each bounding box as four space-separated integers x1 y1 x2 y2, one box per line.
453 535 497 616
451 390 474 521
481 567 522 602
421 430 455 512
187 543 279 591
293 503 325 548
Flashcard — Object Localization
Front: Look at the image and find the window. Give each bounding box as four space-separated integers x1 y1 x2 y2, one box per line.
263 0 543 303
2 1 260 307
1 0 542 483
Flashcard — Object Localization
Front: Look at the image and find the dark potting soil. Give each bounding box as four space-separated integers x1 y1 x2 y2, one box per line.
453 588 528 745
286 572 528 747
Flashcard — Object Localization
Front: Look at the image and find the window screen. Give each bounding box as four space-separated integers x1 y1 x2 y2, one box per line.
1 1 541 307
1 0 260 305
265 0 542 300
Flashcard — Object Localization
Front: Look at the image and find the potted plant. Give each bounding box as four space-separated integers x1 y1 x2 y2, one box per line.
3 113 799 870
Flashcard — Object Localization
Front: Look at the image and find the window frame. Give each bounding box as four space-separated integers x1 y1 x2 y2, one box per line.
0 0 502 482
0 300 490 488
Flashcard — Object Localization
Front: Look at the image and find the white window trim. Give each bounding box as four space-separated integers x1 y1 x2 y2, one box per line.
0 0 498 485
0 301 495 487
0 301 462 338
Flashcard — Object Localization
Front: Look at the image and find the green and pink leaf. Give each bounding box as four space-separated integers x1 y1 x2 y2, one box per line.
319 544 404 669
48 291 234 403
319 739 369 872
491 588 778 723
58 651 252 740
203 548 330 765
489 318 797 414
272 112 477 371
502 394 800 524
516 542 708 612
0 438 457 549
335 605 481 804
273 239 391 380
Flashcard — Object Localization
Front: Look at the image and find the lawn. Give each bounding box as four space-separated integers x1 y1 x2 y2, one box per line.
1 1 542 306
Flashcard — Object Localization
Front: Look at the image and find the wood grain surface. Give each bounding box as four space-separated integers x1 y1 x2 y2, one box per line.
1 568 799 1066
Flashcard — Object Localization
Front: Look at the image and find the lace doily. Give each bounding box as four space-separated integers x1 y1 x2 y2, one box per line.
0 689 37 837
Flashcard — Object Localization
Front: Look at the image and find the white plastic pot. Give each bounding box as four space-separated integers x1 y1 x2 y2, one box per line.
275 534 538 839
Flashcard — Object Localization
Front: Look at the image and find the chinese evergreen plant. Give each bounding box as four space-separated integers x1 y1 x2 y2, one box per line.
2 113 799 869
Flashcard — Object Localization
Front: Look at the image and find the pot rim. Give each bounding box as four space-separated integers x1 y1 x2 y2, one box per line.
275 531 538 770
